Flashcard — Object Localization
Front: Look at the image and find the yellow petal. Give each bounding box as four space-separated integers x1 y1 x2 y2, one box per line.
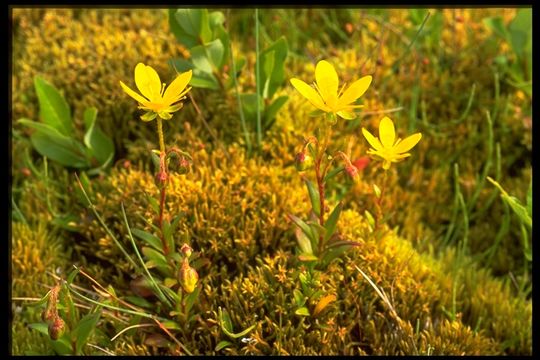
379 116 396 148
337 110 356 120
315 60 338 103
162 70 192 106
337 75 372 108
362 128 383 151
120 80 149 104
135 63 162 102
393 133 422 153
394 153 411 160
290 78 331 112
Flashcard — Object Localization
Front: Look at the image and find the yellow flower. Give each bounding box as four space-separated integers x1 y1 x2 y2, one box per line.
362 116 422 170
120 63 192 121
290 60 372 120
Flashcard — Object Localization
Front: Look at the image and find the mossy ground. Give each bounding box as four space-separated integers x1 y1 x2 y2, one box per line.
11 8 531 355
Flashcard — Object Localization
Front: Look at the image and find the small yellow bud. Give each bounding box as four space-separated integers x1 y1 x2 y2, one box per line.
179 259 198 294
295 151 314 172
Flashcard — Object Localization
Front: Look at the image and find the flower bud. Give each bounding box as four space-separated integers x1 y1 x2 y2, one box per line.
295 151 314 172
176 156 191 175
41 308 55 323
48 317 65 340
154 170 169 188
180 244 193 258
179 259 198 294
345 165 359 182
352 156 370 171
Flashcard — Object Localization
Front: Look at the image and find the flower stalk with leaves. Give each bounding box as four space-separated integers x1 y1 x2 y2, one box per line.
289 59 371 270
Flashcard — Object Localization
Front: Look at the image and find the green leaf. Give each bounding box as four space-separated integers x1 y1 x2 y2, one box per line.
321 242 359 266
159 284 180 303
34 76 73 136
239 93 265 125
161 320 181 330
295 228 313 255
288 214 317 250
66 268 80 285
295 307 310 316
124 295 153 309
508 8 531 57
218 307 257 339
298 253 318 262
483 17 509 40
324 166 345 182
212 24 230 70
323 203 343 243
504 195 532 229
169 9 197 48
304 179 321 216
162 219 175 255
209 11 225 30
215 340 233 351
527 177 532 218
257 36 288 99
19 119 88 168
27 290 51 308
205 39 225 70
170 9 211 46
191 44 214 73
72 311 101 354
132 229 163 252
184 286 200 314
293 289 306 307
28 323 49 335
264 95 288 131
83 107 114 167
219 308 233 333
142 247 169 269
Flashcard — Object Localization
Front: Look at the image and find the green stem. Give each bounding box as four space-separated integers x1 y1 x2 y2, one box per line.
315 123 332 255
375 170 388 231
255 8 262 147
156 118 165 154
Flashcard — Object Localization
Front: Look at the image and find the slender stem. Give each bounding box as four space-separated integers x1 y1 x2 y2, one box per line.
375 170 388 231
158 184 168 254
315 123 332 255
156 119 169 255
156 119 165 154
255 8 262 147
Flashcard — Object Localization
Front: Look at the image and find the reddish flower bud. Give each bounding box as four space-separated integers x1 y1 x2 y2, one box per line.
177 156 191 175
352 156 370 171
180 244 193 258
154 170 169 188
295 151 314 172
345 165 359 182
48 317 65 340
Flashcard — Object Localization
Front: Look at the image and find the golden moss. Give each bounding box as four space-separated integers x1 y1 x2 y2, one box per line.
11 8 183 151
11 222 68 355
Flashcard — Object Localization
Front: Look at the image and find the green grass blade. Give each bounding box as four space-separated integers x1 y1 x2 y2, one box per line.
121 202 173 308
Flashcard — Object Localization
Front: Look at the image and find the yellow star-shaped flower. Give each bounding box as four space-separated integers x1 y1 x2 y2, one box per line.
290 60 372 120
362 116 422 170
120 63 192 121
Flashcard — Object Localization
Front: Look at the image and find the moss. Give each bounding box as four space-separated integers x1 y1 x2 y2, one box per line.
11 8 183 153
11 8 531 356
11 222 68 355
